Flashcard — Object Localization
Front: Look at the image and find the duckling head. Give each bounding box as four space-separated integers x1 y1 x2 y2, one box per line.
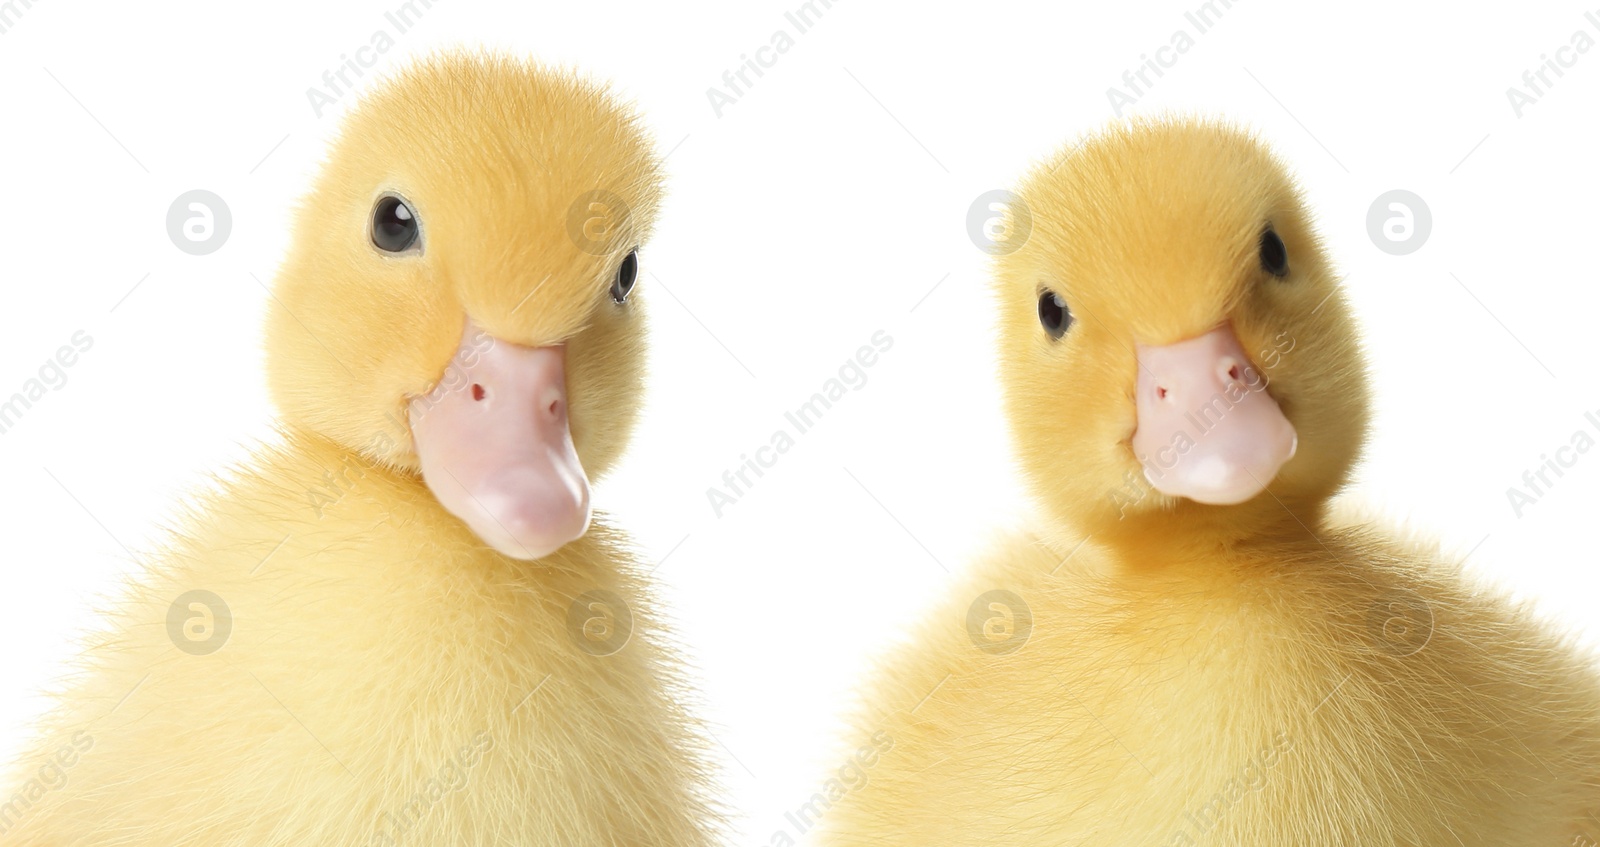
264 54 661 561
995 119 1370 548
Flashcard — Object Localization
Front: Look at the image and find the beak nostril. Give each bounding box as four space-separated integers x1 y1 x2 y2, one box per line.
1157 386 1169 401
1228 364 1241 382
548 399 561 419
471 384 487 402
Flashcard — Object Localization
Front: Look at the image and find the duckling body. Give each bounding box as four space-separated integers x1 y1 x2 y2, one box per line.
6 431 713 845
4 55 718 845
828 526 1600 845
821 120 1600 845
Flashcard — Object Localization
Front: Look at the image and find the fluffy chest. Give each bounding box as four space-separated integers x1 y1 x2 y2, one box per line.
831 537 1591 845
9 475 714 845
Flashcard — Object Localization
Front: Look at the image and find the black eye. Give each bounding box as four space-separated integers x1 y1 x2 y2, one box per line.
1259 225 1289 278
611 250 639 303
372 195 420 254
1038 290 1072 339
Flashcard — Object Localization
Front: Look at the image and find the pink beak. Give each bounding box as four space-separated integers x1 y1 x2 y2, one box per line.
1130 324 1297 505
408 322 591 560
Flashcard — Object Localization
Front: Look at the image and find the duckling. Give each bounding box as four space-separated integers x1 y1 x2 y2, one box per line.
819 119 1600 845
1 54 719 846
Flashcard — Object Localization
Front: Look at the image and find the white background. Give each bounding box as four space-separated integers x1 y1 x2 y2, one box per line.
1 1 1597 843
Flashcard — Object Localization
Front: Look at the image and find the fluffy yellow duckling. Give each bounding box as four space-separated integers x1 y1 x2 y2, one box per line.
2 55 719 846
819 119 1600 845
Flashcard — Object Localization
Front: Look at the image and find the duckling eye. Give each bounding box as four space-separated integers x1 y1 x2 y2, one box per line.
371 195 420 254
611 250 639 304
1259 225 1289 278
1038 290 1073 339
